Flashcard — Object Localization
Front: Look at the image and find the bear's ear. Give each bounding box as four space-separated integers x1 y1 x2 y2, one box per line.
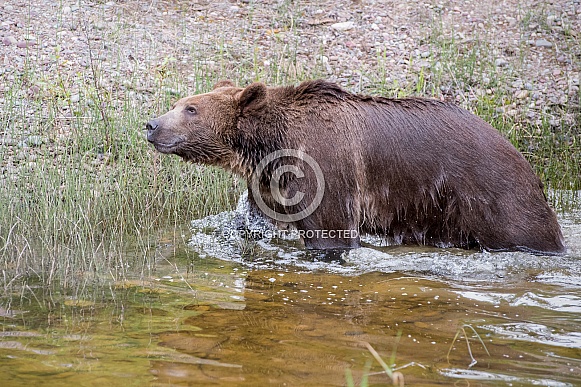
238 82 267 115
213 80 236 89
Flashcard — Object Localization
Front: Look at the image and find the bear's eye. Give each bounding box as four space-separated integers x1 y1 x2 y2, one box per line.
186 106 197 115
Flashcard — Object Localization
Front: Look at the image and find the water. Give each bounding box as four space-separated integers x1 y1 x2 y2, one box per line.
1 193 580 386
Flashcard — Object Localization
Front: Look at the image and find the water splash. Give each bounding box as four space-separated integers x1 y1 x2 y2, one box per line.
189 191 581 284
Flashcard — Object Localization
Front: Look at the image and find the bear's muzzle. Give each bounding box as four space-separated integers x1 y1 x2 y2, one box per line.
146 119 159 143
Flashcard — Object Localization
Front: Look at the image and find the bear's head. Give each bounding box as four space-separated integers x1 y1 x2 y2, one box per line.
146 80 268 166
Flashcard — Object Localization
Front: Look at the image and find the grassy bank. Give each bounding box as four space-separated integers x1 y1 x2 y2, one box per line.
1 1 579 289
0 60 238 288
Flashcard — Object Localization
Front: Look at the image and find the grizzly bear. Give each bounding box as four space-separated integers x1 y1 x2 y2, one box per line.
146 80 565 255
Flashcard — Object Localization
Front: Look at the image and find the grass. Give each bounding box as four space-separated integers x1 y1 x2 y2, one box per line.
447 325 491 368
0 49 238 289
345 340 405 387
0 1 580 289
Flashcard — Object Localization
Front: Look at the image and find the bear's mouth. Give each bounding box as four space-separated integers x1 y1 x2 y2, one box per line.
151 140 184 153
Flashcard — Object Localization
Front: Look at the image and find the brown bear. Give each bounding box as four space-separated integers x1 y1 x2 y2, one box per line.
146 80 565 255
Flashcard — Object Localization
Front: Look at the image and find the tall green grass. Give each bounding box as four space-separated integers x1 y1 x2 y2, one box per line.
0 53 237 289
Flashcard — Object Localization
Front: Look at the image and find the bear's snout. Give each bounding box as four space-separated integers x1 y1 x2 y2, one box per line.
146 119 160 142
145 117 186 154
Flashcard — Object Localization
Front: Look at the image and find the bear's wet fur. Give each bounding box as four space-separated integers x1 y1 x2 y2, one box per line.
146 80 565 255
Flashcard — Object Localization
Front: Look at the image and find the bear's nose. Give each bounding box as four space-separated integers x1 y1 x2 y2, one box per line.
146 120 159 132
146 120 159 142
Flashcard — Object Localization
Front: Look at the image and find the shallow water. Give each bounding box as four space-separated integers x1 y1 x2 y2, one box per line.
1 194 580 386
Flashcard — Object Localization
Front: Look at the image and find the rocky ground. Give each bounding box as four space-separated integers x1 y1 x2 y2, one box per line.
0 0 580 165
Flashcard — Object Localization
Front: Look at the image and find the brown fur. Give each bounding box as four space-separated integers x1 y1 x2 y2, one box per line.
146 80 566 255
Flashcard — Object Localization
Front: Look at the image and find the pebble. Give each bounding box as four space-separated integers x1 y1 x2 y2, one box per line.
28 85 41 98
16 41 35 48
2 36 17 46
515 90 529 99
511 80 523 89
495 58 509 67
535 39 553 48
417 60 430 68
331 21 355 31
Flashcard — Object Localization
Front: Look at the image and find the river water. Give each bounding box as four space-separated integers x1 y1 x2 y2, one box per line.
1 193 580 386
